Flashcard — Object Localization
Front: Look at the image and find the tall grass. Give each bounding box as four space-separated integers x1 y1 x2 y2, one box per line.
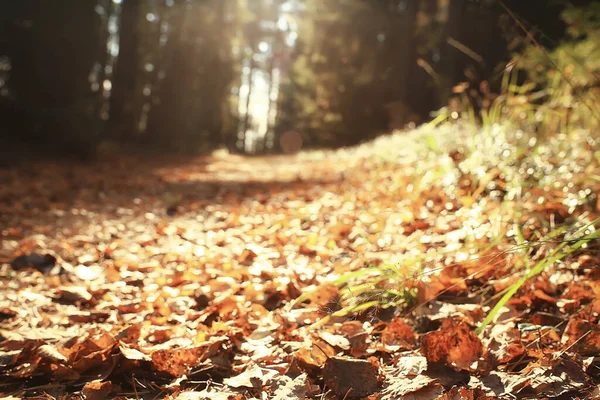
294 3 600 334
476 218 600 334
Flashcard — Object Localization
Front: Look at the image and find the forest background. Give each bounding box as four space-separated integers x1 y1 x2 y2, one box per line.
1 0 594 161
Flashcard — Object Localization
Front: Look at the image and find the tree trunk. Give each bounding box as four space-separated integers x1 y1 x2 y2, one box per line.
397 0 418 105
109 0 141 141
8 0 101 155
240 52 256 150
440 0 465 103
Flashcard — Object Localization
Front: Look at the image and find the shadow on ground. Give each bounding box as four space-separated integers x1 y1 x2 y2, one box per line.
0 153 349 240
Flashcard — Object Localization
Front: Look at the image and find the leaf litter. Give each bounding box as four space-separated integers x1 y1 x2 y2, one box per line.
1 124 600 398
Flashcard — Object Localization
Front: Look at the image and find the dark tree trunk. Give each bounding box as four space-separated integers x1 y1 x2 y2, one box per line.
397 0 418 105
144 1 185 149
7 0 101 156
241 52 256 148
109 0 141 141
440 0 465 102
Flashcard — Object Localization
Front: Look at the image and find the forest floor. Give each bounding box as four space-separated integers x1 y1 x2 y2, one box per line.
1 124 600 399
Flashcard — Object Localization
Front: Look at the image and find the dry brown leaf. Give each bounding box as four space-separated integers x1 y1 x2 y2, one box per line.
271 373 309 400
37 344 68 364
115 324 142 344
381 317 416 351
82 380 115 400
486 324 526 364
393 355 427 377
223 362 276 389
306 283 339 307
318 331 350 350
323 356 379 397
561 317 600 355
151 347 201 377
339 321 369 357
523 357 588 397
381 372 442 400
420 319 484 371
119 343 151 361
294 338 336 373
436 386 491 399
55 285 93 303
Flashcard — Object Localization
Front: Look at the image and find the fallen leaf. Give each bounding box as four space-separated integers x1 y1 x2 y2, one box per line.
561 317 600 355
381 317 416 351
152 347 201 377
485 323 526 364
381 371 442 400
524 357 587 397
82 380 115 400
119 343 151 361
393 355 427 377
318 331 350 350
420 319 484 371
55 285 93 303
294 339 335 373
174 388 237 400
323 356 379 397
437 386 490 399
223 362 276 389
37 344 68 364
271 373 309 400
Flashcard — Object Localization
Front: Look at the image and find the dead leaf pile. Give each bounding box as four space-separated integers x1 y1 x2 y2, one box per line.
1 132 599 399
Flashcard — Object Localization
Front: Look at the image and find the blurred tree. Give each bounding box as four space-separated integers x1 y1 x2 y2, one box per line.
439 0 465 102
0 0 591 161
1 0 102 158
109 0 142 142
144 0 236 152
276 0 422 148
229 0 289 153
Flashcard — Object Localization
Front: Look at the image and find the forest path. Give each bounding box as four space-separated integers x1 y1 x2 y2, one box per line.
1 132 598 398
0 147 403 397
0 151 349 241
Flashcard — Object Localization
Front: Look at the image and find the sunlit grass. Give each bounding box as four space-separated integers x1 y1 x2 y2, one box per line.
292 72 600 334
291 20 600 334
477 217 600 334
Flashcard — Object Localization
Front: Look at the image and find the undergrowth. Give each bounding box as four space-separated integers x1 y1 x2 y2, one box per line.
296 3 600 336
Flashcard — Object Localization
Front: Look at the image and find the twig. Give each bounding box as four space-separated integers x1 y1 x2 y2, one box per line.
132 375 139 400
342 387 354 400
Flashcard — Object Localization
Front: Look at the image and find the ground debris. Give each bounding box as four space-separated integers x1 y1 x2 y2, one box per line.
1 129 599 398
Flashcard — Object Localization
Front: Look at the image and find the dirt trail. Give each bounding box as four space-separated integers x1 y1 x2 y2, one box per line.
1 142 599 399
0 152 378 396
